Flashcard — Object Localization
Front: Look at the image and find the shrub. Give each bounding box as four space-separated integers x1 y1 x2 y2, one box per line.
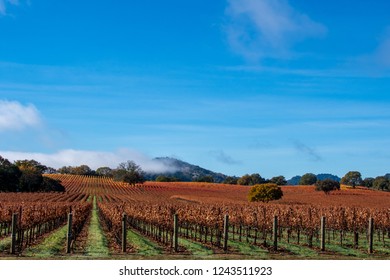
248 183 283 203
315 179 340 194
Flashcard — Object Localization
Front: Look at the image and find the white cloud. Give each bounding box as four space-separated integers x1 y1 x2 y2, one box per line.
0 149 177 173
225 0 326 61
0 100 42 131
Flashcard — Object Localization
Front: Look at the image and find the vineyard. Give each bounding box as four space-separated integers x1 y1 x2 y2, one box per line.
0 174 389 259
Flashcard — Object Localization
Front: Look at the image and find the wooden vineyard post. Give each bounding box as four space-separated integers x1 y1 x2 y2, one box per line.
223 214 229 252
122 213 127 253
173 214 179 252
320 216 326 251
66 212 73 254
273 216 278 251
368 218 374 254
10 213 18 254
354 232 359 249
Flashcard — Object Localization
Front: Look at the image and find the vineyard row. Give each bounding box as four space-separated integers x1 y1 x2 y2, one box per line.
97 201 390 254
0 202 91 254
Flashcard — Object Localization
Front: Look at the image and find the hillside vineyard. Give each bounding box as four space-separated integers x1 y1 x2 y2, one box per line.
0 175 389 258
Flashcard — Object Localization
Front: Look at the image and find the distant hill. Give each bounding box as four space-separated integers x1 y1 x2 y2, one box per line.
316 173 341 182
145 157 342 185
287 174 341 185
145 157 228 183
287 176 301 185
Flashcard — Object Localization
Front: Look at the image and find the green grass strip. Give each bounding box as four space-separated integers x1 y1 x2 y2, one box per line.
178 237 214 256
24 225 68 258
126 229 163 256
227 239 270 258
371 242 390 256
323 242 377 259
227 231 323 259
277 240 321 259
0 236 11 252
85 196 109 257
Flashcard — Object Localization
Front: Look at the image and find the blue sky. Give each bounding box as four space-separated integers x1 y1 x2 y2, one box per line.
1 0 390 179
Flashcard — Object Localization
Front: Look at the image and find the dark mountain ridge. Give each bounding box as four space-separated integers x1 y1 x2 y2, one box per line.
145 157 228 183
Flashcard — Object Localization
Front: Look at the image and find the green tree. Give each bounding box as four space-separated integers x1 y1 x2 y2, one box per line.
248 183 283 203
73 165 93 175
270 175 287 186
363 177 375 188
58 166 72 174
195 175 214 183
44 167 57 174
155 175 179 182
113 161 145 185
315 179 340 194
14 159 47 174
237 174 251 185
372 176 390 191
14 159 48 192
0 157 64 193
340 171 363 188
223 176 238 185
299 173 317 185
0 156 21 192
18 169 43 192
238 173 265 186
14 160 48 192
57 165 94 175
40 177 65 192
96 167 113 177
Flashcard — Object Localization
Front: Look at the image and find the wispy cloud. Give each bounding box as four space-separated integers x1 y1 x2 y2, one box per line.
0 0 20 16
0 100 42 131
225 0 326 62
293 140 322 162
209 150 242 165
351 27 390 75
0 148 178 173
373 28 390 68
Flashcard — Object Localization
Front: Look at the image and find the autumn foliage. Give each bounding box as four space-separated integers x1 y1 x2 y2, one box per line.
248 183 283 202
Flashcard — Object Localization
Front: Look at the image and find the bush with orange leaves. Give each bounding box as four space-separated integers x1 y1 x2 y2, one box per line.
248 183 283 203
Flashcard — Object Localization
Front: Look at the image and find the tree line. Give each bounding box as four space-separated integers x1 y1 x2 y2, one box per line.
0 156 146 192
297 171 390 191
2 153 389 192
58 161 145 185
0 156 64 192
53 162 390 192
